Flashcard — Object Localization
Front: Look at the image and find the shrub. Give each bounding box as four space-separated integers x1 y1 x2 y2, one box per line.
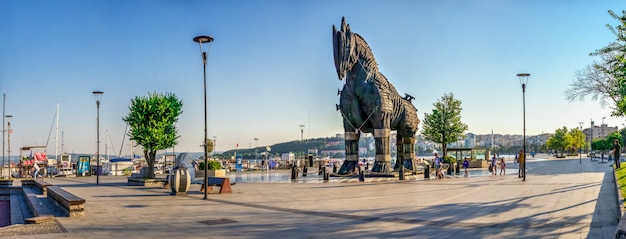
199 160 222 170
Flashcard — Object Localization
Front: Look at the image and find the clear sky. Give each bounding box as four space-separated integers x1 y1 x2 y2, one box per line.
1 0 624 156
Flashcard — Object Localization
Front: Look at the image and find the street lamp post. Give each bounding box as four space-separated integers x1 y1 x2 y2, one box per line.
2 93 5 178
93 91 103 185
579 122 584 163
193 35 214 200
300 124 305 165
254 138 258 163
517 73 530 182
6 115 12 179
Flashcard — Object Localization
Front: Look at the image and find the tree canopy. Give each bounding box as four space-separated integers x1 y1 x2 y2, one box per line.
566 10 626 117
421 93 468 158
123 92 183 178
546 126 586 156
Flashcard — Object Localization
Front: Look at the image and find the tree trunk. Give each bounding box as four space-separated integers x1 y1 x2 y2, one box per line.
144 150 156 179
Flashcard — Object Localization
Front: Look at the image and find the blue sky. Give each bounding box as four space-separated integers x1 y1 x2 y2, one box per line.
0 0 624 155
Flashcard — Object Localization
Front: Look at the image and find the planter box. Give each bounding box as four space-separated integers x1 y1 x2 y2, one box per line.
127 178 166 187
196 169 226 178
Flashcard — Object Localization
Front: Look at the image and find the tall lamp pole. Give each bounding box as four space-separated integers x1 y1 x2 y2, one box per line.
517 73 530 182
579 122 584 163
193 35 214 200
300 124 305 164
2 93 5 178
93 91 103 185
6 115 12 179
254 138 258 162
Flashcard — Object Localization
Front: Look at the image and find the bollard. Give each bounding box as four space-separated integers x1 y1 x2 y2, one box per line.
333 164 337 173
424 165 430 179
359 167 365 182
323 167 329 181
399 166 405 180
318 164 322 175
303 165 308 177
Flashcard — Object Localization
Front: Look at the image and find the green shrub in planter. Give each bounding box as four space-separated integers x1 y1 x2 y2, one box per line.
199 160 223 170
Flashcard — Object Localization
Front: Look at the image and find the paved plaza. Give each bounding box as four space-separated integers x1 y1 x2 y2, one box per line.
1 156 622 238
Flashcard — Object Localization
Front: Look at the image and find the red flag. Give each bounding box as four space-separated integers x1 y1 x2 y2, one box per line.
236 143 239 148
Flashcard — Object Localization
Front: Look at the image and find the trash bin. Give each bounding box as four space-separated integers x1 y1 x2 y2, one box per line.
170 167 191 196
424 165 430 179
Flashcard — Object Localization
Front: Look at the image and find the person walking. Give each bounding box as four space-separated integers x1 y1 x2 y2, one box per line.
614 139 622 169
434 153 444 179
462 157 470 177
518 149 525 178
32 163 40 180
499 158 506 175
490 153 497 176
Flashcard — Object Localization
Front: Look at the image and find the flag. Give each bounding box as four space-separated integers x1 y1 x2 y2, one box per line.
236 143 239 148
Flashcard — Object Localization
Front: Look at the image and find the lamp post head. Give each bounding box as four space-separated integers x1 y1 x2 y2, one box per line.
517 73 530 91
5 115 12 119
92 91 104 102
193 36 214 43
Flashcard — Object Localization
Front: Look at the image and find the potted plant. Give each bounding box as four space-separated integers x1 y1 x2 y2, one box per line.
198 160 225 177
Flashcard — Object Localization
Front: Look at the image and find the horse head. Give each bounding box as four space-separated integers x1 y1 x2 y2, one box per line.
333 17 357 80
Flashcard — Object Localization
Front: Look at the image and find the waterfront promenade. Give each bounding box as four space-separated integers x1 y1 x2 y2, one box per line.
1 156 621 238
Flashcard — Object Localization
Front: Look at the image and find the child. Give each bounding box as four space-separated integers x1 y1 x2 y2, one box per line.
462 158 469 177
499 158 506 175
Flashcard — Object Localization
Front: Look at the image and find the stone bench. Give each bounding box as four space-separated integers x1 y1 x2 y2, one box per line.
47 186 85 217
200 177 234 194
21 186 53 218
22 179 53 195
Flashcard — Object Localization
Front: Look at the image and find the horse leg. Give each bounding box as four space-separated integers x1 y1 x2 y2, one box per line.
337 131 359 175
371 128 392 174
402 135 417 172
394 135 404 172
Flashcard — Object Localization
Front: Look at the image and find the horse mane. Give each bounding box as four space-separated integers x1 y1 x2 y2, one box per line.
352 33 379 74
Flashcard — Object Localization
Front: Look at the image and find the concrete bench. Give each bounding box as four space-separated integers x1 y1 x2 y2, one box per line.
21 186 53 218
47 186 85 217
200 177 234 194
35 180 53 195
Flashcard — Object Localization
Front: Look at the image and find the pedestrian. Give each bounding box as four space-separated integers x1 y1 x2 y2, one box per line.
518 149 525 178
499 158 506 175
490 153 497 176
462 157 469 177
33 163 40 180
434 153 444 179
614 139 622 169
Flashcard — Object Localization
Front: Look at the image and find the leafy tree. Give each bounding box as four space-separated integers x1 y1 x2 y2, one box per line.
547 127 569 157
421 93 468 159
607 132 623 149
568 127 587 155
566 10 626 117
592 138 611 158
123 92 183 178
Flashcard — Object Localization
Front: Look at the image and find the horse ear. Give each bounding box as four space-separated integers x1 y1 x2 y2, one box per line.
341 17 348 33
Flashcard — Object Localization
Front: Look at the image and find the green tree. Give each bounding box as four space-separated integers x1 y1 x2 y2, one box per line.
123 92 183 178
421 93 468 159
547 127 569 157
566 10 626 117
607 132 623 149
568 128 587 155
592 138 611 158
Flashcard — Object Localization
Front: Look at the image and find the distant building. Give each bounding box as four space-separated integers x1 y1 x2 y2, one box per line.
583 124 618 140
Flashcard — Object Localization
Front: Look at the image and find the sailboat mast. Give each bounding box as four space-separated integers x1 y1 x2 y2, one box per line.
55 102 59 161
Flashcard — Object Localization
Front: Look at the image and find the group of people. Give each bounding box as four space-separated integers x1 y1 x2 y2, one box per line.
431 152 513 178
490 153 507 176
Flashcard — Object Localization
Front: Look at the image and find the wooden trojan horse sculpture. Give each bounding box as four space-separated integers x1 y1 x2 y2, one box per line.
332 17 420 175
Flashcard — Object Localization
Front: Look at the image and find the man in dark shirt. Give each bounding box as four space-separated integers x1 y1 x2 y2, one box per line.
614 139 622 169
